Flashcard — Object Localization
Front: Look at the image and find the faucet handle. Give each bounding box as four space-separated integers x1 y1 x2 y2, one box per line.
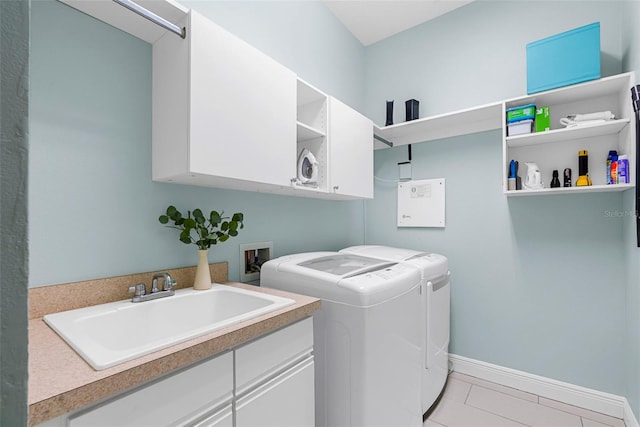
164 276 177 291
128 283 146 297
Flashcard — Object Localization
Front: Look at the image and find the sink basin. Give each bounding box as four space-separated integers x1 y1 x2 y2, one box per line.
44 284 295 370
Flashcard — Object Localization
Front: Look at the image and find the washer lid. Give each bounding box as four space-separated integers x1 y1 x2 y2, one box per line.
299 254 395 277
341 245 448 279
263 252 421 306
341 245 424 261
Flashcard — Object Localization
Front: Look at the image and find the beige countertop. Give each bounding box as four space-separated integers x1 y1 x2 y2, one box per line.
28 282 320 426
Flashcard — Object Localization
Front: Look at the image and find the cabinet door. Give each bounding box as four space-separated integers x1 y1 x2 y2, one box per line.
329 97 374 199
235 357 315 427
189 11 297 187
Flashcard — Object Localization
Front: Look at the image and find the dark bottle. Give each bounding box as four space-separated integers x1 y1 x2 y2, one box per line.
550 170 561 188
385 101 394 126
563 168 572 187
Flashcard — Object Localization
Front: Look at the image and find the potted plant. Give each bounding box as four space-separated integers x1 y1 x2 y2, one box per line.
159 205 244 290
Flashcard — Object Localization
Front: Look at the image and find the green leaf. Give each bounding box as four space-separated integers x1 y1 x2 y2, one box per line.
232 213 243 222
229 221 238 231
219 234 229 242
180 235 191 244
210 211 222 224
184 218 196 229
221 221 229 231
228 229 238 237
193 209 205 225
167 205 177 217
180 229 190 241
159 215 169 224
175 217 185 226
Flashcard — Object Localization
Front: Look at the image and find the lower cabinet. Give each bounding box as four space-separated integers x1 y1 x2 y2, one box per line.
236 357 314 427
235 316 315 427
36 318 314 427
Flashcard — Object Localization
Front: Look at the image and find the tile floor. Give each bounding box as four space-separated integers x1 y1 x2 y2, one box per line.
424 372 626 427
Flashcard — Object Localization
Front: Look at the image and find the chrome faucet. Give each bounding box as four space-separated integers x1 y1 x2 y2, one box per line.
128 272 177 303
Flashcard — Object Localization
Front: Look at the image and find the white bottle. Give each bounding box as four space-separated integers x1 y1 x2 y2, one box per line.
617 154 629 184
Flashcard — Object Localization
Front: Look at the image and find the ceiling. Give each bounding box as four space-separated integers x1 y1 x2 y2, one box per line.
322 0 474 46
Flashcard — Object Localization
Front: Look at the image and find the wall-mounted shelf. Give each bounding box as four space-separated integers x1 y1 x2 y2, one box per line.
506 183 633 197
503 72 636 197
373 102 503 149
506 119 630 148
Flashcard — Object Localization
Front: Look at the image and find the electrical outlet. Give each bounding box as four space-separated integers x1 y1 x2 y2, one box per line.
239 242 273 283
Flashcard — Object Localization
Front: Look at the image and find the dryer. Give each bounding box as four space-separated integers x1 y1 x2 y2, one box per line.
340 245 450 415
261 252 423 427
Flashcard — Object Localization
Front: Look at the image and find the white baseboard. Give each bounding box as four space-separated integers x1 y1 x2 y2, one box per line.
626 399 640 427
449 353 639 426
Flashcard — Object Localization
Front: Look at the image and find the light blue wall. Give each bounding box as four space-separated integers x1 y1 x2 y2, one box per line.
29 0 365 287
622 0 640 418
364 1 623 125
29 0 640 409
364 1 628 395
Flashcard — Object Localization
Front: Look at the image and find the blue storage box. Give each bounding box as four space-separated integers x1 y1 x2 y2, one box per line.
506 104 536 123
526 22 601 94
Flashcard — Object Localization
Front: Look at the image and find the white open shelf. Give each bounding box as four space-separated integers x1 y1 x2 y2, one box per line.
506 183 633 197
503 72 636 197
296 121 325 142
373 102 503 149
506 119 630 148
505 73 632 109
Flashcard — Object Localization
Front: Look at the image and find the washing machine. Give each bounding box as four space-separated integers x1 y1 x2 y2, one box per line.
340 245 450 415
261 252 423 427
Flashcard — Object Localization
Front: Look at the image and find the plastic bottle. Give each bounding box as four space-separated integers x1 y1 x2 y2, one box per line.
618 154 629 184
610 153 618 184
607 150 618 185
550 170 561 188
563 168 572 187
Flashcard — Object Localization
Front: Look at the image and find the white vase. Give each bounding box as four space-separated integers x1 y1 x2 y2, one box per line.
193 249 212 290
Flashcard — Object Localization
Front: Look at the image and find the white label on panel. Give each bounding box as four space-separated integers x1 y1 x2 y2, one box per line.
397 179 445 228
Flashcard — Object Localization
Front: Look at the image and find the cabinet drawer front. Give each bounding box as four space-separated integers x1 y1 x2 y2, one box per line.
235 357 315 427
235 317 313 394
69 352 233 427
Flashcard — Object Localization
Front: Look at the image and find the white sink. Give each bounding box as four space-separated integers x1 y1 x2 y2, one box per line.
44 284 295 370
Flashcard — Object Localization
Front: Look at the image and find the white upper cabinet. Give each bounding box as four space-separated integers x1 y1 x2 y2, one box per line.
153 10 297 192
152 10 373 200
329 97 373 199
